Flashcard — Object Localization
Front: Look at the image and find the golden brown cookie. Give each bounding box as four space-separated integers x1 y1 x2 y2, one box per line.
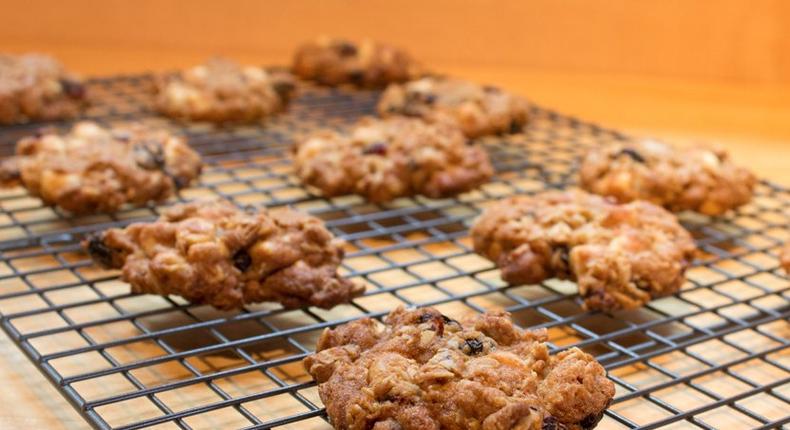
155 58 295 123
0 121 202 214
471 190 697 311
84 200 364 310
579 139 756 216
0 53 88 124
293 116 493 202
377 76 529 138
780 243 790 273
292 37 421 88
304 306 615 430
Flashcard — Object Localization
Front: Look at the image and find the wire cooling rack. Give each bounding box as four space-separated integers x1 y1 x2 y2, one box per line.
0 75 787 430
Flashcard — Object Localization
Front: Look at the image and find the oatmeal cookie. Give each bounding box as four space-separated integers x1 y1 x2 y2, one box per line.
377 76 529 138
0 53 88 124
293 116 493 202
471 191 697 311
292 37 421 88
155 58 295 123
780 243 790 273
304 306 615 430
0 121 202 214
83 200 364 310
579 139 756 216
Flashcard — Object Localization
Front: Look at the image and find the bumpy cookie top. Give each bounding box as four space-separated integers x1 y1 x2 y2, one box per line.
155 58 295 123
471 190 697 311
0 121 202 214
292 37 421 88
0 53 88 124
84 200 364 310
579 139 756 216
293 116 493 202
304 306 615 430
780 243 790 273
377 76 529 138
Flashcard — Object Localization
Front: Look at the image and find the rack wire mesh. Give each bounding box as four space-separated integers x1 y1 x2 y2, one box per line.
0 74 787 430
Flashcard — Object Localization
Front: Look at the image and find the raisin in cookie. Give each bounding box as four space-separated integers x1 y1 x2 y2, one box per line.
377 76 529 138
0 121 201 214
293 116 493 202
155 58 295 123
579 139 756 216
471 190 696 311
84 200 364 310
304 306 615 430
0 53 88 124
292 37 421 88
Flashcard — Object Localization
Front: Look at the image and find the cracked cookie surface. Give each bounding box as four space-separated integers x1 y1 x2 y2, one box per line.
0 53 88 124
579 139 756 216
293 116 493 202
0 121 202 214
84 200 364 310
377 76 529 138
304 306 615 430
471 191 697 311
155 58 295 123
292 37 421 88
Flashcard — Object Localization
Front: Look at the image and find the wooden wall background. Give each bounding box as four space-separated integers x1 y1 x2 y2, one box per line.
0 3 789 428
1 0 789 83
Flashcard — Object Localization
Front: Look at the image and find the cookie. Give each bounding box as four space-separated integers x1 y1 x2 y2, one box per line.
781 243 790 273
471 190 696 311
155 58 295 123
83 200 364 310
292 37 421 88
0 53 88 124
293 116 493 202
377 76 529 138
0 122 202 214
304 306 615 430
579 139 756 216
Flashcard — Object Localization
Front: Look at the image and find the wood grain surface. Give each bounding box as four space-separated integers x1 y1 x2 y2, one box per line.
0 1 789 428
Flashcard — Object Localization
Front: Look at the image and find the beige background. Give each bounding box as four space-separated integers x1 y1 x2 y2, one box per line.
2 0 790 83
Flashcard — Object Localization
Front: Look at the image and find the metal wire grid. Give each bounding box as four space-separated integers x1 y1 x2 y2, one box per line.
0 75 787 430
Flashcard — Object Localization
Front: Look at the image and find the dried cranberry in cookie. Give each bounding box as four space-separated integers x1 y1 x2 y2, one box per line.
579 139 756 216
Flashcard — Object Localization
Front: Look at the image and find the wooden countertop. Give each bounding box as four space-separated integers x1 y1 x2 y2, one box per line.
0 49 788 429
